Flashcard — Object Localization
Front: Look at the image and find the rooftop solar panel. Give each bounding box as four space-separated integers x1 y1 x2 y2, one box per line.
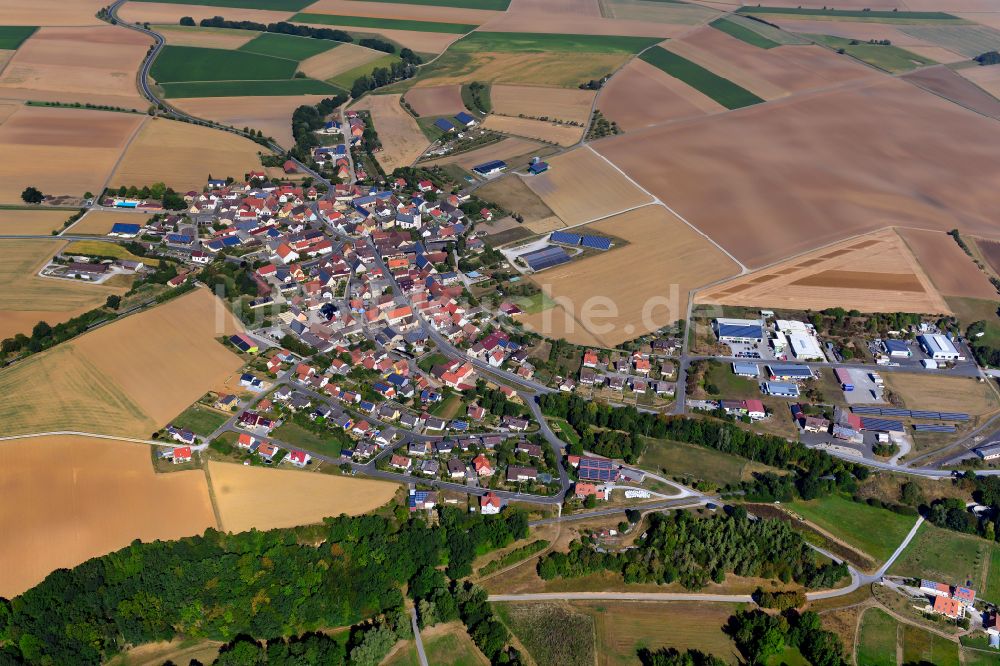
909 410 940 419
550 231 582 245
580 235 612 251
861 418 905 432
522 246 571 271
851 406 882 414
938 412 970 421
913 424 956 432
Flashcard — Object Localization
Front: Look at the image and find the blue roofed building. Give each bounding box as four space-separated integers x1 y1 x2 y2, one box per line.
454 111 476 126
578 458 620 482
472 160 507 177
713 318 764 343
109 222 141 238
732 362 759 377
762 381 799 397
883 339 912 357
766 364 814 381
528 161 549 175
434 118 456 133
520 245 571 272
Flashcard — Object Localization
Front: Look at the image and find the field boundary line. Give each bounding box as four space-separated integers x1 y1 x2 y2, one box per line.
88 114 150 218
0 431 170 446
202 460 225 532
583 144 748 273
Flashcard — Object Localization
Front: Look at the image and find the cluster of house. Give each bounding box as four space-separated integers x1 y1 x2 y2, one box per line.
235 432 312 467
387 436 552 489
578 348 675 397
919 580 978 620
714 316 827 362
408 489 505 515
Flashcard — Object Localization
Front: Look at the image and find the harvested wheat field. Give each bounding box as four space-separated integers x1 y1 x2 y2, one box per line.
417 52 632 89
524 146 652 226
600 0 721 24
698 229 950 314
0 238 129 340
482 0 684 37
0 26 151 107
424 136 546 170
112 117 270 192
598 57 724 131
1 0 106 26
886 374 1000 418
66 210 155 236
118 2 293 26
483 115 583 146
350 93 428 172
525 205 739 345
171 95 332 147
297 19 461 53
404 85 466 117
491 84 595 125
0 209 71 235
298 42 384 80
156 25 256 49
664 26 879 100
903 65 1000 120
595 78 1000 269
476 174 559 225
0 288 244 438
305 0 500 23
0 104 144 204
898 227 998 300
0 101 20 125
208 461 399 533
959 63 1000 99
0 434 216 598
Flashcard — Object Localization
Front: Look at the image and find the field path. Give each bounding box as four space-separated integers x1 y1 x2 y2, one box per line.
0 430 169 447
202 460 225 531
82 113 150 224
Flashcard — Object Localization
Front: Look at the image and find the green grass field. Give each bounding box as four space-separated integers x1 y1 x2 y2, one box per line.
239 32 339 60
132 0 313 9
549 418 581 448
639 46 764 110
703 361 758 398
902 624 960 666
333 0 510 10
168 404 229 437
806 34 935 73
450 31 660 54
327 53 401 89
0 26 37 50
710 17 780 48
638 437 779 487
984 546 1000 603
159 78 342 98
888 522 987 588
962 647 1000 666
856 608 897 666
151 45 296 83
63 240 160 266
738 6 961 21
270 421 345 458
787 495 917 564
294 13 476 34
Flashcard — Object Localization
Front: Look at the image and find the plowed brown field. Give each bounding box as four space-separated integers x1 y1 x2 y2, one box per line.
697 229 951 313
118 2 293 25
0 288 245 438
171 95 332 147
404 85 466 117
492 85 595 124
523 205 740 345
208 461 399 533
0 434 216 598
0 105 145 203
0 26 151 107
111 117 271 192
1 0 106 26
898 227 997 299
903 65 1000 119
524 146 652 226
595 79 1000 269
598 58 724 131
350 94 428 172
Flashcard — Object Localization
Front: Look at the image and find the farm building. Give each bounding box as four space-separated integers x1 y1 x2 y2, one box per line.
229 333 259 354
766 364 813 381
550 231 582 246
520 245 571 272
580 235 612 251
109 222 141 238
434 118 456 133
455 112 476 127
528 161 549 175
976 443 1000 460
762 381 799 397
883 339 912 358
472 160 507 177
713 318 764 343
577 457 620 482
732 362 758 377
918 333 961 361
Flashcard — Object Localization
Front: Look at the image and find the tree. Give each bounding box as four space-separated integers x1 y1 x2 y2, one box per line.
105 295 122 310
21 186 43 204
179 16 196 26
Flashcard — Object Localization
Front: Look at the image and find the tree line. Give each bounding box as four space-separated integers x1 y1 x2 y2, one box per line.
0 508 528 664
537 508 848 591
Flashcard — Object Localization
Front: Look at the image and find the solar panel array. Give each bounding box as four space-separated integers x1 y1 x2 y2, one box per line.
860 417 905 432
578 458 617 481
851 406 969 421
550 231 582 245
581 235 612 251
913 424 957 433
522 246 571 271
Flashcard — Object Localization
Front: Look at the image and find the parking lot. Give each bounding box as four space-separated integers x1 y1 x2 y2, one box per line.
726 341 778 361
842 368 885 405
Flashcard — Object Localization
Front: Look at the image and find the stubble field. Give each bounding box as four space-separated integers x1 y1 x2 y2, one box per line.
595 79 1000 269
304 0 500 24
0 239 130 340
414 51 633 89
350 93 429 172
0 434 216 598
65 210 155 236
0 105 145 203
297 41 387 80
491 84 596 124
156 24 256 49
523 146 652 226
171 94 332 147
111 117 272 192
0 209 72 235
0 288 245 438
884 373 1000 418
403 84 467 117
208 461 399 532
0 26 151 107
897 227 998 299
697 229 952 313
117 2 294 26
480 0 686 37
1 0 106 26
524 205 740 346
482 114 584 146
959 62 1000 99
597 57 725 131
474 173 559 226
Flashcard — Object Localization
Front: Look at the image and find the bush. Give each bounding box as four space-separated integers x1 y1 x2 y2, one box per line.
21 186 43 204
